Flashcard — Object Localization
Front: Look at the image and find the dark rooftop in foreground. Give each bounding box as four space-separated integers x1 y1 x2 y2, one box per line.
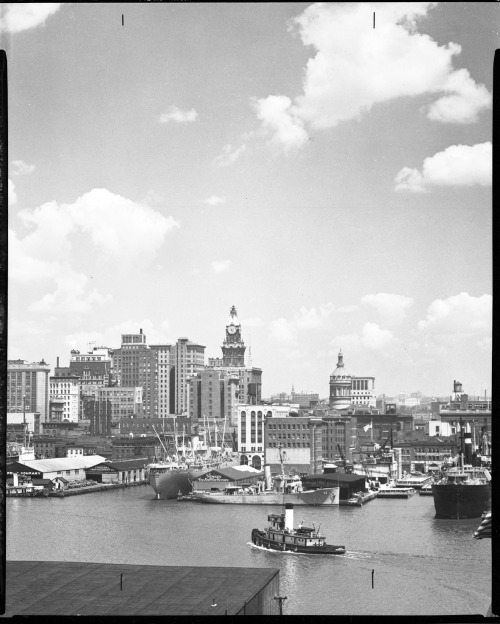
5 561 280 616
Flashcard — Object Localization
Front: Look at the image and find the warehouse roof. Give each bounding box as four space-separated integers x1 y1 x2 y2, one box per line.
5 561 279 616
17 456 107 473
193 467 264 482
302 472 366 483
89 458 148 471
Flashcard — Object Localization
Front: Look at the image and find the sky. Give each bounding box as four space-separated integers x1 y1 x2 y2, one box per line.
3 2 494 399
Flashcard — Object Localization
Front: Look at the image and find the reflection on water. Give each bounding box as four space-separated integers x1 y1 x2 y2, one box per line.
7 486 491 616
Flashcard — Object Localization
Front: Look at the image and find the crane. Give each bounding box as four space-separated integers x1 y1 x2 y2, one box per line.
337 444 352 474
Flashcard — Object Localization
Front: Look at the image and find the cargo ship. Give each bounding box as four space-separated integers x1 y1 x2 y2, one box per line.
251 503 345 554
432 466 491 519
148 421 238 499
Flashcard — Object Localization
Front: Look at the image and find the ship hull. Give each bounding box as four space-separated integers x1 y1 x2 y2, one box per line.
432 483 491 519
251 529 345 554
192 487 339 506
149 458 238 499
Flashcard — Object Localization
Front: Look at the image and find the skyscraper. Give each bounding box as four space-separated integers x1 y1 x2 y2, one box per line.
7 359 51 422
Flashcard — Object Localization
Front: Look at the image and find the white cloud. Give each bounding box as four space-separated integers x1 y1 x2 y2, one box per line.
332 322 394 352
253 3 490 151
10 188 179 316
427 69 492 124
11 160 35 176
252 95 308 153
17 188 179 262
212 143 247 167
29 270 111 315
294 303 335 329
269 317 296 345
362 293 414 325
203 195 226 206
0 3 62 33
159 106 198 123
418 292 492 343
211 260 231 273
395 142 492 192
8 178 17 205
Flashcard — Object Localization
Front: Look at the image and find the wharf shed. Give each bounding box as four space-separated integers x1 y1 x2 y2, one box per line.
302 473 367 500
6 455 107 481
193 466 264 492
86 458 148 483
5 561 280 616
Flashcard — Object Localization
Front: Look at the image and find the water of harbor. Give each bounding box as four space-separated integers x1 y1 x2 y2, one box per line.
6 485 491 616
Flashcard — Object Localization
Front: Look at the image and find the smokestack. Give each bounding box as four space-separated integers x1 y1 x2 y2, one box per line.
57 357 59 368
285 503 294 531
264 464 272 490
140 328 143 334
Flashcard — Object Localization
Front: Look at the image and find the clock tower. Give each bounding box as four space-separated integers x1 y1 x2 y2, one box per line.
222 305 246 367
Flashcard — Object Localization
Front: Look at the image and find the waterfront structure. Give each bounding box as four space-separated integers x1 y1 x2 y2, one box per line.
4 561 280 616
85 458 147 484
7 359 51 422
329 351 376 410
111 436 157 460
49 374 80 422
6 455 107 481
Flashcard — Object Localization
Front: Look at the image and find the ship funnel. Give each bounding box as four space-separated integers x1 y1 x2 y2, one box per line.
191 434 199 452
285 503 294 531
264 464 272 490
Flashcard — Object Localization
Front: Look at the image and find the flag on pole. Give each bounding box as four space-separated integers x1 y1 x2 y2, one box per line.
473 511 492 540
363 424 372 432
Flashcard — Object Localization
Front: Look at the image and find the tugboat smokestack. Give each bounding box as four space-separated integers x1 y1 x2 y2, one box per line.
264 464 272 490
285 503 294 531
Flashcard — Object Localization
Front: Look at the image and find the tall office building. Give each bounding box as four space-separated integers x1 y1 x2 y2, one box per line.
188 368 239 426
49 374 80 422
7 359 51 422
113 330 157 418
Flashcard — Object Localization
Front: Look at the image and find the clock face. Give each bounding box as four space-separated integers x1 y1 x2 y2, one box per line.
227 325 236 334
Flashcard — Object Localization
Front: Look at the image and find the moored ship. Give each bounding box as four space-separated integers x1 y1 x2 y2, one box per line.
190 483 339 506
432 466 491 519
148 421 238 499
251 503 345 554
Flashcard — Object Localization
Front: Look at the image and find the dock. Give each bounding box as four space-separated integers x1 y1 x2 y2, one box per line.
4 561 280 616
339 491 378 506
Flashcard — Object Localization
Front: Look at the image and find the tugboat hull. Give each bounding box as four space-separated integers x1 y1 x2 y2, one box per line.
251 529 345 555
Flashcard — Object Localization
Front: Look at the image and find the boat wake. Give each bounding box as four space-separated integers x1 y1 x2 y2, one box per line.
341 551 374 560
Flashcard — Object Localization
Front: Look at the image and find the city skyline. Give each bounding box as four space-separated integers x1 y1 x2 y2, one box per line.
5 3 493 398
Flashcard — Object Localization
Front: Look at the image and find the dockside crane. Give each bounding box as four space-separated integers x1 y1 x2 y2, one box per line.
337 444 352 474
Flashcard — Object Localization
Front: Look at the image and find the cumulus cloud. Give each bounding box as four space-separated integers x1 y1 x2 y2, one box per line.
270 304 335 345
17 188 179 261
418 292 492 343
332 322 394 352
253 3 490 151
10 188 179 315
203 195 226 206
11 160 35 176
0 3 62 33
211 260 231 273
8 178 17 206
362 293 414 325
252 95 309 153
212 143 247 167
395 142 492 192
270 317 296 345
159 106 198 123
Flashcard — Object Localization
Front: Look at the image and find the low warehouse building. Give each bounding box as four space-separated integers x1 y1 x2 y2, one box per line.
6 456 107 482
5 561 280 616
86 458 148 483
192 466 264 492
301 473 367 500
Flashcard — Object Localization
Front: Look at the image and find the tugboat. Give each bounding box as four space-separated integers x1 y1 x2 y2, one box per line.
251 503 346 554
